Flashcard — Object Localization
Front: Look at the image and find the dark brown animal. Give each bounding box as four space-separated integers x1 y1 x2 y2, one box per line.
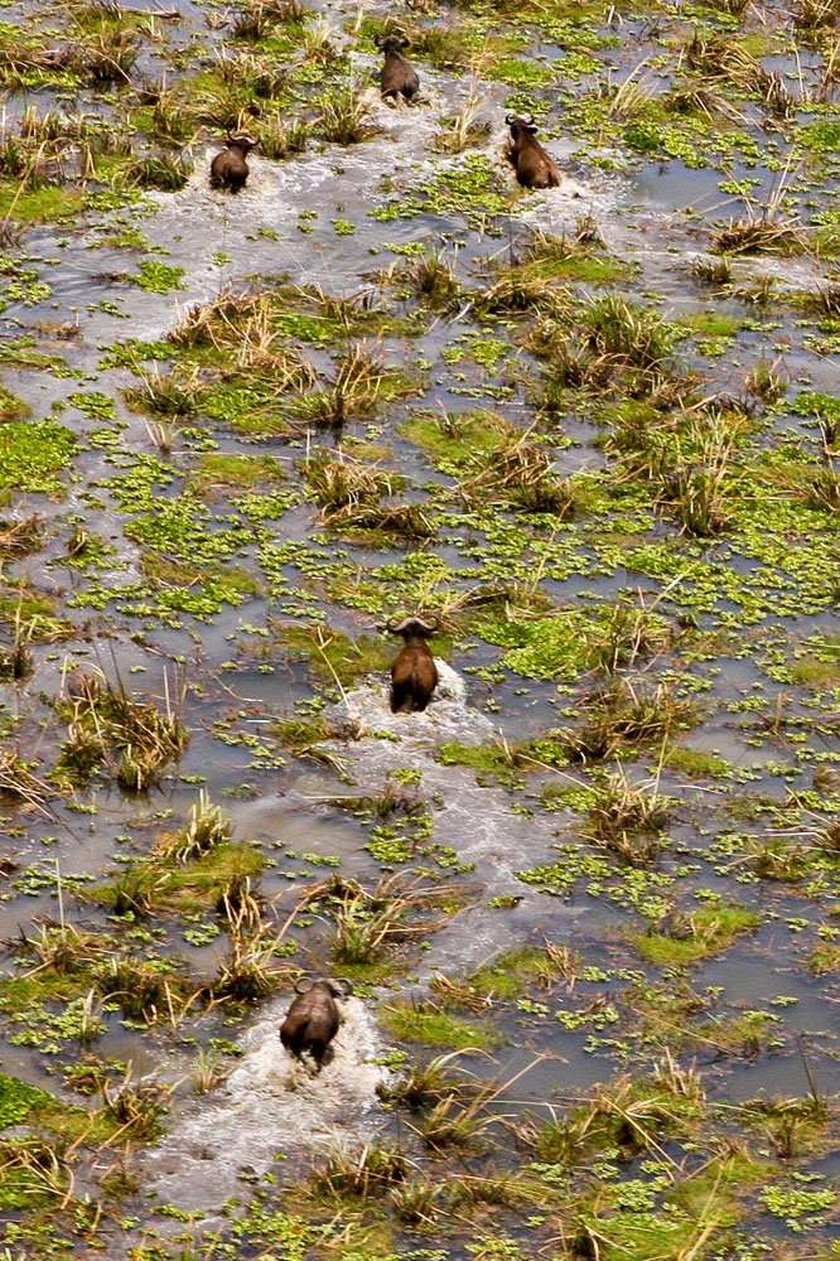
210 135 257 193
380 36 420 103
279 977 352 1070
388 616 438 713
505 113 560 189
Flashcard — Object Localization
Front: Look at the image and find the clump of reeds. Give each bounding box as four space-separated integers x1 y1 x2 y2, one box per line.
231 0 303 39
559 679 698 762
124 151 193 191
154 790 233 864
459 430 574 516
432 83 491 153
712 216 807 257
327 872 452 965
123 368 202 419
315 83 379 145
58 667 188 791
392 251 462 311
293 344 405 431
582 770 671 866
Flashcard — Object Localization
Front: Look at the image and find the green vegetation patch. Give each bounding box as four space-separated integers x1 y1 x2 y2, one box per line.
477 605 671 680
0 421 76 496
381 1003 501 1050
632 904 761 966
0 1073 53 1130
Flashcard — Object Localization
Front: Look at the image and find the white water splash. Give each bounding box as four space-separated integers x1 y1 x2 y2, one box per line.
320 673 583 981
143 996 387 1209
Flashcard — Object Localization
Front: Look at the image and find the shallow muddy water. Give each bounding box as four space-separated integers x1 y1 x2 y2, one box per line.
0 0 838 1254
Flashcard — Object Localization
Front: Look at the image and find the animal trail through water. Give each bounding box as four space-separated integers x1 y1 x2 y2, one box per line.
142 995 388 1210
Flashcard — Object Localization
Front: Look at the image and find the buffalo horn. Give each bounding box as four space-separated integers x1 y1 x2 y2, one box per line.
333 977 355 996
389 616 438 635
293 977 314 994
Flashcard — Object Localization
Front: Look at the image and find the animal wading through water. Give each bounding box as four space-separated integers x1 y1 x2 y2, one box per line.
379 35 420 103
505 113 561 189
279 977 353 1070
387 617 439 713
210 135 257 192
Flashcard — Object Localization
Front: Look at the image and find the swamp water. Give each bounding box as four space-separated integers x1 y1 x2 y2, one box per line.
0 0 838 1255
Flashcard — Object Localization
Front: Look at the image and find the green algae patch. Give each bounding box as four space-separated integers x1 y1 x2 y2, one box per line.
436 740 525 787
632 904 761 967
132 260 187 294
371 154 509 232
661 745 734 779
0 1073 52 1130
189 453 285 499
381 1003 501 1050
0 184 85 223
477 605 671 681
0 421 76 496
279 624 393 688
468 945 559 1000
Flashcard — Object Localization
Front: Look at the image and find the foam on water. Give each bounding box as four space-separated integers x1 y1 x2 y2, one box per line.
321 670 582 981
143 996 387 1209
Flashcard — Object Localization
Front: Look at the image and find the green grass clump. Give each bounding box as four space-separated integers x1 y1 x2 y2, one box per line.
381 1004 500 1050
0 421 76 496
0 184 84 223
468 945 563 1000
633 904 761 966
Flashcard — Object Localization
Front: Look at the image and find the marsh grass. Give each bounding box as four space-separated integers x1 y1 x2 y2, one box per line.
315 83 379 145
690 256 732 288
124 151 193 191
386 1049 480 1112
93 956 191 1024
458 429 574 516
58 668 188 791
154 791 233 864
582 771 671 866
0 750 51 810
124 367 202 419
303 450 402 515
432 84 491 154
329 873 452 965
312 1144 407 1201
212 910 292 1001
392 250 462 311
253 112 310 160
712 216 807 257
291 344 411 431
231 0 303 39
559 680 698 762
99 1066 170 1141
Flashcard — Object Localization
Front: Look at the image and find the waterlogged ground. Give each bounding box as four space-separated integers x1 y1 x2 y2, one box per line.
0 0 838 1256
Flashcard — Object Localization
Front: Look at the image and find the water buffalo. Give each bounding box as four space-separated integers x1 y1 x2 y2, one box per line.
380 36 420 103
279 977 352 1070
505 113 560 189
210 135 257 192
388 616 438 713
